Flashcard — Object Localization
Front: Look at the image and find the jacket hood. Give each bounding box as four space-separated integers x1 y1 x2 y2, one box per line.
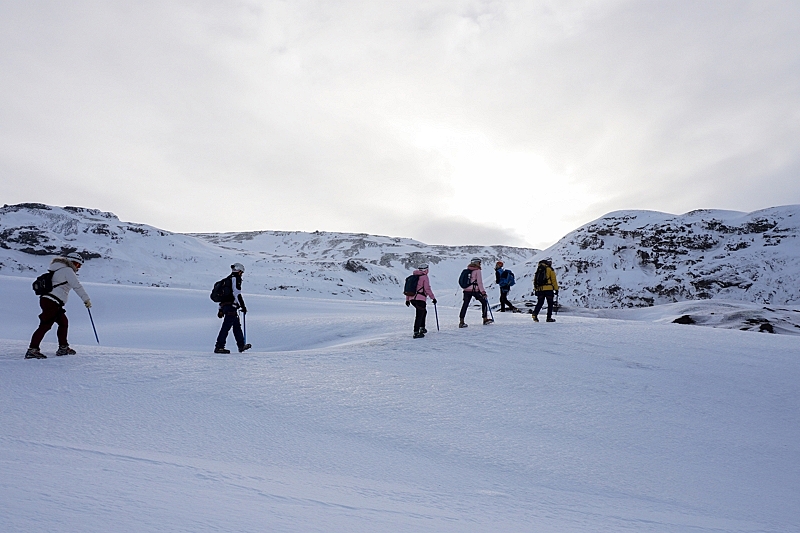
412 269 428 275
468 263 481 270
50 257 78 272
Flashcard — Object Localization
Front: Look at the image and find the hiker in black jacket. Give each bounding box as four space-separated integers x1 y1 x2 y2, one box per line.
215 263 252 353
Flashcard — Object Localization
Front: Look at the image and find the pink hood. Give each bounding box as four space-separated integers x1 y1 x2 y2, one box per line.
406 270 435 301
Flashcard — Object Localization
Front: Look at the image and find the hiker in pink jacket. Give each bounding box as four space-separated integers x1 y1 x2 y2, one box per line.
459 257 492 328
405 263 437 338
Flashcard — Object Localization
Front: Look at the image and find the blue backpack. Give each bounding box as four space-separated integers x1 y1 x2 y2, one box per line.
499 269 515 288
458 269 473 289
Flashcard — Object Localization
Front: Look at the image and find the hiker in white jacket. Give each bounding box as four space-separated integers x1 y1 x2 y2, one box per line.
26 252 92 359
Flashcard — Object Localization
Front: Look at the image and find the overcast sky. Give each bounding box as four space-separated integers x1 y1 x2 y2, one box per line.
2 1 799 248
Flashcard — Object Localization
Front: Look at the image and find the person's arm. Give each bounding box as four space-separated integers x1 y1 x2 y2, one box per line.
423 276 435 300
232 276 246 311
476 270 486 294
65 268 91 304
550 268 559 291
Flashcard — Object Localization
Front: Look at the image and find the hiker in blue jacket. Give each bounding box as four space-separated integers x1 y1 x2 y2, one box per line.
495 261 519 312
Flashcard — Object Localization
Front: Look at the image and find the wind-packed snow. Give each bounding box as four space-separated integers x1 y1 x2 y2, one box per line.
2 275 799 532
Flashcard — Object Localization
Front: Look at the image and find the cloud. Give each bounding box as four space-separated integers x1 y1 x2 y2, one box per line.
1 1 799 247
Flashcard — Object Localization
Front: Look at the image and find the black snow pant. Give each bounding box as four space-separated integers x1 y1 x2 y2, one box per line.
499 289 515 311
410 300 427 332
30 297 69 349
460 291 487 321
216 303 245 350
533 290 555 320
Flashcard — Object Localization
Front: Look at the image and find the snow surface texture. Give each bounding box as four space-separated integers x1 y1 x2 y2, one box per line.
1 276 799 532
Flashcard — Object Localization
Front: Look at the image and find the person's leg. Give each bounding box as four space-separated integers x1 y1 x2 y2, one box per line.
501 290 513 310
55 312 69 346
30 298 61 349
232 314 245 348
532 293 546 318
545 291 555 320
216 305 235 348
499 290 506 311
478 294 488 319
459 292 473 321
411 300 427 332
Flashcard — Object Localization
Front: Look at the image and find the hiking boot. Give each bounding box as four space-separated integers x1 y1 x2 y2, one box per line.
238 343 252 353
459 321 468 328
25 348 46 359
413 331 425 339
532 315 539 322
499 308 506 312
55 345 76 356
546 318 556 323
420 327 427 334
214 347 231 354
483 318 494 325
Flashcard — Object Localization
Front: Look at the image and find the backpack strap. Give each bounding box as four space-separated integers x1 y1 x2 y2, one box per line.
51 267 70 291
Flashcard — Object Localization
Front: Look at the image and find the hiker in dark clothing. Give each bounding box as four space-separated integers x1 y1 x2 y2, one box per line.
26 252 92 359
495 261 518 312
215 263 252 354
405 263 437 338
532 258 559 323
459 258 492 327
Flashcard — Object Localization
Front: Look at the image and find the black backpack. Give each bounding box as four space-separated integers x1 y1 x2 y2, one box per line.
534 265 548 288
32 270 67 296
403 274 421 296
458 268 473 289
210 276 233 303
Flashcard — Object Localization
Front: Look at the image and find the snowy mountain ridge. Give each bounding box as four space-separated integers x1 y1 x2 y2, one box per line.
2 203 799 311
0 203 539 302
520 205 800 308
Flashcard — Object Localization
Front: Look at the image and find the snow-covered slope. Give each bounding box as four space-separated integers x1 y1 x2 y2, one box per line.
1 278 799 532
0 203 538 303
522 206 800 308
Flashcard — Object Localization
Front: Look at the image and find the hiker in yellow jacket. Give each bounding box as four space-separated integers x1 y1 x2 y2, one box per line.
532 258 558 323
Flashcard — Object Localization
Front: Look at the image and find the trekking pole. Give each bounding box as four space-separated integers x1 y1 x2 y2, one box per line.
434 302 440 331
554 292 560 316
242 311 247 344
485 295 494 321
87 307 99 344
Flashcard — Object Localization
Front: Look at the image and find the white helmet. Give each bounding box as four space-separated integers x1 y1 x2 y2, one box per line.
65 252 84 265
231 262 245 273
417 263 429 270
470 257 482 264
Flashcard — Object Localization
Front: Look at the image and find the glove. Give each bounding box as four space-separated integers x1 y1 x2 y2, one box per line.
84 300 92 309
218 309 224 319
405 301 410 307
555 290 559 295
241 307 247 314
431 299 437 305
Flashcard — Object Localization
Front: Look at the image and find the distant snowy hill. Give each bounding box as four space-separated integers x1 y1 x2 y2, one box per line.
3 203 800 313
0 203 538 303
523 206 800 308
